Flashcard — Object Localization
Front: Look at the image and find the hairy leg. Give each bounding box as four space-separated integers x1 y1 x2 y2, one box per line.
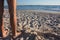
7 0 17 36
0 0 4 37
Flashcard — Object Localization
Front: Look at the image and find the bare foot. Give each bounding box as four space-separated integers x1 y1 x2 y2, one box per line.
13 31 22 38
3 29 9 38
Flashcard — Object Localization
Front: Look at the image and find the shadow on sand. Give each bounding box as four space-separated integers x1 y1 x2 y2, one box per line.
0 30 60 40
43 33 60 40
14 30 37 40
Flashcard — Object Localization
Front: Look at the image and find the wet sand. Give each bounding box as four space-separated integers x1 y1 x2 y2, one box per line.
0 10 60 40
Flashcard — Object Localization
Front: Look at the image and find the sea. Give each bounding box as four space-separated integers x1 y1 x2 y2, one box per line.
4 5 60 12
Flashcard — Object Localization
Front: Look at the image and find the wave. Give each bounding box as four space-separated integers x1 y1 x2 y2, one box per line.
4 5 60 12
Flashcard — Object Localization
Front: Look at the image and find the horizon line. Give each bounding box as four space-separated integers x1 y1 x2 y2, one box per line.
4 5 60 6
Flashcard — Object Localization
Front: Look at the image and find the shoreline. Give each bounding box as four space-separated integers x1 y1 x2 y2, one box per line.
4 9 60 14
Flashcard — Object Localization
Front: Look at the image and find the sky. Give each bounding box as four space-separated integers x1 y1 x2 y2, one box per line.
4 0 60 5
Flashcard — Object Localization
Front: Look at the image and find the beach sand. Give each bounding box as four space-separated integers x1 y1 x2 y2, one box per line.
0 10 60 40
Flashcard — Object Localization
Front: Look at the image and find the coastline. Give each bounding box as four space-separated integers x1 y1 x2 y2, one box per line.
4 9 60 14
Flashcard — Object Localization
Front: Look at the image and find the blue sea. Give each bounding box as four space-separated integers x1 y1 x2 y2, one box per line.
4 5 60 12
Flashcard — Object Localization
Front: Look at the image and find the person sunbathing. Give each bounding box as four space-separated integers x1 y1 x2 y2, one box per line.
0 0 21 38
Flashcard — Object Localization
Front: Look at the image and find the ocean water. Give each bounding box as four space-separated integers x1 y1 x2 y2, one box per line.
4 5 60 12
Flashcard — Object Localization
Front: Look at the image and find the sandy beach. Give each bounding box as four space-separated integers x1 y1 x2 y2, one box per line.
0 10 60 40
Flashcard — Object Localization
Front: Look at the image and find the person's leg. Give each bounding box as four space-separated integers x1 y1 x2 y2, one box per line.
7 0 17 37
7 0 21 38
0 0 4 37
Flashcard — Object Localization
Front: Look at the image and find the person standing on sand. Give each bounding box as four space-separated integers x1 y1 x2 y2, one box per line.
0 0 21 38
